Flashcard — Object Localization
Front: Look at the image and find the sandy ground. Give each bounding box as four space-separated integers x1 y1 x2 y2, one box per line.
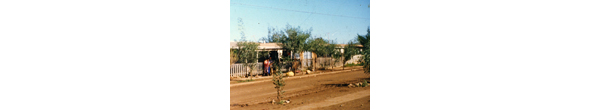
316 96 370 110
230 69 370 110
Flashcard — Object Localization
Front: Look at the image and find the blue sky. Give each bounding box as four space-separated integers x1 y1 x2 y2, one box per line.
230 0 370 44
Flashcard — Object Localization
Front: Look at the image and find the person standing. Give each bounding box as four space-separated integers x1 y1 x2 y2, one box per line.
264 58 269 76
268 57 273 76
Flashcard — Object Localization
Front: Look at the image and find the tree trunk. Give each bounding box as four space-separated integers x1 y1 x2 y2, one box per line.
312 53 317 71
246 66 250 77
312 58 317 71
299 52 303 71
331 59 334 70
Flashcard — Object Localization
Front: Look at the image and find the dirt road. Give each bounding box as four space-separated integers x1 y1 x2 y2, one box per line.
230 69 370 110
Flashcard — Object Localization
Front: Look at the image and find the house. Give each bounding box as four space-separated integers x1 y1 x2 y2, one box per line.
230 41 285 62
335 44 364 64
230 41 363 77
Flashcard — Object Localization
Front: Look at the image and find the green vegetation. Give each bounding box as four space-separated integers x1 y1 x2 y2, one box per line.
230 49 238 66
263 25 312 72
261 25 371 103
263 25 344 71
271 61 286 102
307 37 336 70
357 28 370 73
235 17 263 78
278 100 286 104
331 41 342 70
236 41 260 77
361 79 369 87
344 63 364 67
342 41 360 70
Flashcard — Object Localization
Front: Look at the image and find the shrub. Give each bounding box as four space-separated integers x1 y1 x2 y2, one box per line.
344 63 364 67
361 79 369 87
272 63 286 102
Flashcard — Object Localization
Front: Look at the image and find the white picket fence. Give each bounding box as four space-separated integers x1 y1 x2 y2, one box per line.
230 62 263 77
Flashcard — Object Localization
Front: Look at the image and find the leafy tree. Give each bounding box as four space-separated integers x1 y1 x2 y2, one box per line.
263 24 312 72
306 38 328 56
306 37 329 70
342 41 359 70
230 49 238 66
305 38 339 70
236 41 260 77
331 46 343 70
261 27 285 43
357 27 370 73
326 40 342 70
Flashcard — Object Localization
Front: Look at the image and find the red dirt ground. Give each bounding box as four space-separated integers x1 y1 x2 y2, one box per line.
230 68 370 110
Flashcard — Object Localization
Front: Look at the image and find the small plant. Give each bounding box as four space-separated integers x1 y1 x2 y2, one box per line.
272 61 286 102
361 79 369 87
278 100 286 104
344 63 365 67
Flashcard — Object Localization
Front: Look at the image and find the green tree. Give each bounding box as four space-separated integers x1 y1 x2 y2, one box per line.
305 38 338 70
230 49 238 66
306 37 328 70
322 40 337 69
357 27 370 73
332 47 343 70
342 41 359 70
236 41 260 77
329 40 343 70
264 25 312 72
307 38 328 56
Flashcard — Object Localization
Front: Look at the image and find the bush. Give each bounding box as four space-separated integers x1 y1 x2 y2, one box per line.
272 64 286 102
344 63 364 67
278 100 286 104
361 79 369 87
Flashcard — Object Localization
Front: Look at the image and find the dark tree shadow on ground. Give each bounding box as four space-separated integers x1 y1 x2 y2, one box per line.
322 83 350 87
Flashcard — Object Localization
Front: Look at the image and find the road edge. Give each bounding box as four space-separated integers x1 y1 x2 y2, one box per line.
230 68 363 87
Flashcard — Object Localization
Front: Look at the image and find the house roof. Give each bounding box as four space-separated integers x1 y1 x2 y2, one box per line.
259 43 282 49
230 42 238 48
336 44 364 48
230 42 363 49
230 42 282 49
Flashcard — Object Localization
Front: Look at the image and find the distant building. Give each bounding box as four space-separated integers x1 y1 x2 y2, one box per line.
230 41 363 70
